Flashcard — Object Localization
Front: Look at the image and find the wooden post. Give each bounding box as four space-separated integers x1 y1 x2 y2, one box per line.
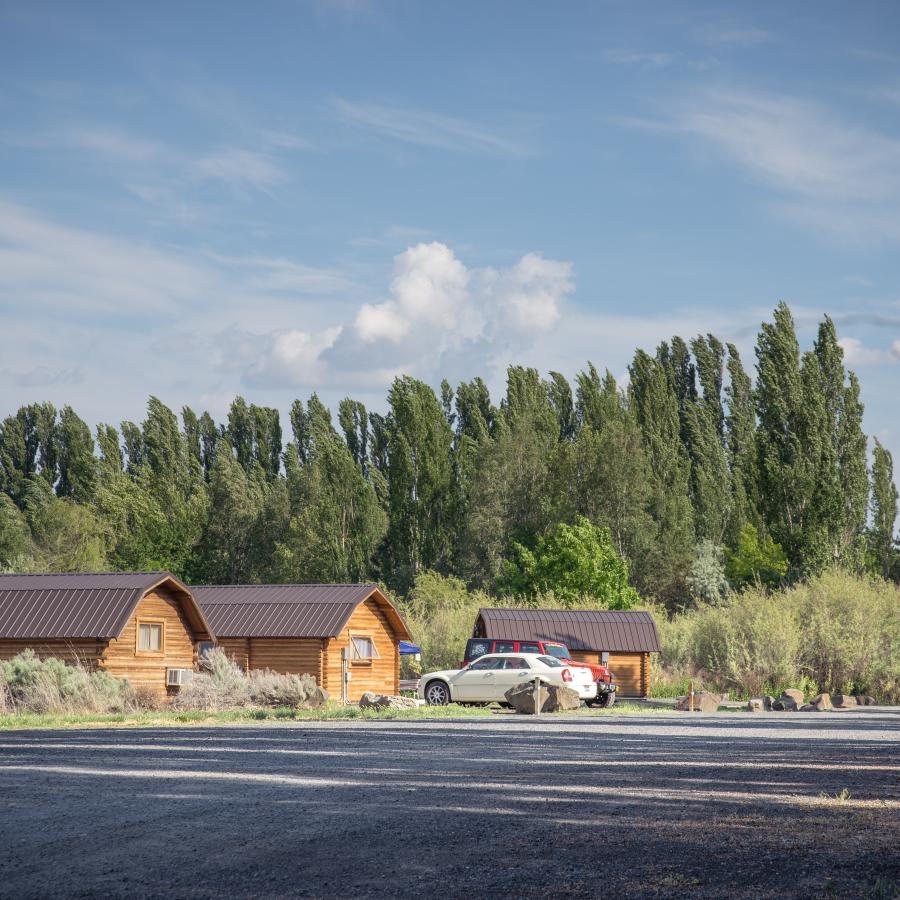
534 676 541 717
689 680 694 713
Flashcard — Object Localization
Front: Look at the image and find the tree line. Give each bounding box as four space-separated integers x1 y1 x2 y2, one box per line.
1 302 897 605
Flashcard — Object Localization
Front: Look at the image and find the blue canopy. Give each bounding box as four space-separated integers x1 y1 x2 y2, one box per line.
399 640 422 655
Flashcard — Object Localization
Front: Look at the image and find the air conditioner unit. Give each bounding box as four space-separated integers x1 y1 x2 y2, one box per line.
166 668 193 688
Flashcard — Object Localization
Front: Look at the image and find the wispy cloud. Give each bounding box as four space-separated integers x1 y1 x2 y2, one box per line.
694 23 771 48
628 88 900 244
331 97 535 157
839 337 900 367
602 49 676 68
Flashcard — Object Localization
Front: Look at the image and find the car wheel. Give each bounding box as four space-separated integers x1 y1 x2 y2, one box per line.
597 692 615 709
424 680 451 706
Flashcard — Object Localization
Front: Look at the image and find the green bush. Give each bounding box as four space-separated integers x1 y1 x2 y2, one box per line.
653 570 900 702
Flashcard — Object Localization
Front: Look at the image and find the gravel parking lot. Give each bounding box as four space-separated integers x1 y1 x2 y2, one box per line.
0 710 898 899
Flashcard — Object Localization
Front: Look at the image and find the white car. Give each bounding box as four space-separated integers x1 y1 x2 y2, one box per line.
418 652 598 706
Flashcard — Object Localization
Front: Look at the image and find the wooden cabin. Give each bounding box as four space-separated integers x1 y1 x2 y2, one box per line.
473 608 661 697
193 583 412 703
0 572 213 699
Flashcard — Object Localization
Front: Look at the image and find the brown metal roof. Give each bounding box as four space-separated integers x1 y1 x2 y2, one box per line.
0 572 212 641
193 584 412 641
476 608 661 653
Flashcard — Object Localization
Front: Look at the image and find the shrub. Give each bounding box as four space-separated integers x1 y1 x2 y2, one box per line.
0 649 134 714
172 649 325 711
654 570 900 702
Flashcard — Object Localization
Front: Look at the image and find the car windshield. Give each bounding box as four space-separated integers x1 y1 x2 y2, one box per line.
542 643 570 660
537 656 564 667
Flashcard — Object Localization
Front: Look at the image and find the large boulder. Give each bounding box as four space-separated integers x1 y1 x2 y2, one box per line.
747 698 764 712
782 688 805 706
762 695 775 711
307 686 329 708
504 682 581 714
810 693 832 711
799 704 816 712
675 691 724 712
855 695 876 706
358 692 423 710
773 695 798 711
833 694 858 709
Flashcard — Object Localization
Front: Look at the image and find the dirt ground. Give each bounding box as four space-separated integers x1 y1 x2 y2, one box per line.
0 710 897 899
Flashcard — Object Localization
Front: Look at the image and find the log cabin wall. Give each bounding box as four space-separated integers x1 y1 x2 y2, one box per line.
216 638 250 670
568 650 649 697
247 638 324 682
324 598 400 702
0 639 106 667
103 587 197 697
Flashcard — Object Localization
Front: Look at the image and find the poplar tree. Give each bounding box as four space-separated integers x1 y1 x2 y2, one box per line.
628 350 695 603
55 406 97 503
870 439 898 579
384 376 455 590
724 343 758 544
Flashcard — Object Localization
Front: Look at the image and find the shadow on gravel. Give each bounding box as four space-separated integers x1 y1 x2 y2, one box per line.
0 717 897 899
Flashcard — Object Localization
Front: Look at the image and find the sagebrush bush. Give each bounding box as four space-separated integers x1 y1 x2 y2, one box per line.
1 649 134 714
173 648 325 711
653 570 900 702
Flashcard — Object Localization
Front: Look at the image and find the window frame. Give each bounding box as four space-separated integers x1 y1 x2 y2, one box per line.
349 633 378 666
136 620 165 656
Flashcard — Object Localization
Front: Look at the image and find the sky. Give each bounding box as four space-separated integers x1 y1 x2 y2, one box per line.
1 0 899 468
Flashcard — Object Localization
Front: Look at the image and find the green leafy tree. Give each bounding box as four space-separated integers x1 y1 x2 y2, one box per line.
0 494 34 569
629 349 695 604
687 540 729 605
724 343 758 544
869 439 898 579
276 407 385 583
55 406 97 502
500 516 639 608
725 523 789 586
570 368 657 590
384 376 455 590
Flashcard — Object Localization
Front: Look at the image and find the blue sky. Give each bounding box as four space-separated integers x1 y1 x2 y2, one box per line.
1 1 899 469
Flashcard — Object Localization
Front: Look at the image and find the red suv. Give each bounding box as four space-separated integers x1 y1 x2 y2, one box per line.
463 637 616 707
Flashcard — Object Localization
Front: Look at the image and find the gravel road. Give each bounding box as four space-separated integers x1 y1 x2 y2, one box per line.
0 710 898 899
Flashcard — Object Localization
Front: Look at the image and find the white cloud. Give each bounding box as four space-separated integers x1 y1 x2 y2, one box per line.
694 24 771 47
633 88 900 244
838 337 900 366
193 148 287 192
602 49 675 68
331 97 534 157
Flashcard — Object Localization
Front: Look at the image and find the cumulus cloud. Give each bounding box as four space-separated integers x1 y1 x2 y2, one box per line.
248 242 574 388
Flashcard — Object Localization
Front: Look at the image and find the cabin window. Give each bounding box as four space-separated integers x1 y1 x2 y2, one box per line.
350 635 379 663
137 622 163 653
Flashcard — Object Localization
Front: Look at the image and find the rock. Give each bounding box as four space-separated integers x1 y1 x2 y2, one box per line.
799 704 816 711
774 693 800 711
762 695 775 711
747 698 764 712
307 686 329 708
675 691 724 712
782 688 805 706
855 695 876 706
504 682 581 714
547 684 582 712
810 693 832 711
358 692 422 710
833 694 858 708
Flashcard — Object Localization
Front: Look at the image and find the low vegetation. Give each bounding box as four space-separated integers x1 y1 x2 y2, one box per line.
655 570 900 702
173 648 324 711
